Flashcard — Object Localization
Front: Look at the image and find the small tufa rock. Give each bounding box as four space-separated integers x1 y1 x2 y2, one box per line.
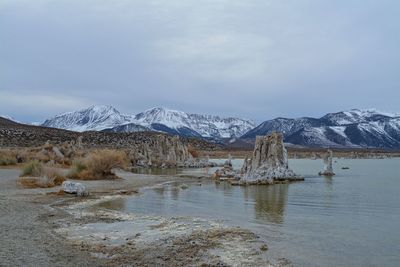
180 183 189 189
52 146 64 159
62 181 89 197
318 150 335 176
213 154 236 179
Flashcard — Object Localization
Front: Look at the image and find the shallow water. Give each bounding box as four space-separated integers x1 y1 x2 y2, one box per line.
98 158 400 267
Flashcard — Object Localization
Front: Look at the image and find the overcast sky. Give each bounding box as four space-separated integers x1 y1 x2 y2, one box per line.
1 0 399 123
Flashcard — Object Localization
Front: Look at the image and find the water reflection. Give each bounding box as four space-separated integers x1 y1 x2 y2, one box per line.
169 183 180 201
214 181 235 196
242 185 289 224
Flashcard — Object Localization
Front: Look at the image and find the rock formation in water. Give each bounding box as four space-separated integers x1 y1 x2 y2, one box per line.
214 155 235 179
129 135 193 167
318 150 335 176
238 133 302 184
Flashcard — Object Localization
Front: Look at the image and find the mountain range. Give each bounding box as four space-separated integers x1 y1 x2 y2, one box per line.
41 105 256 139
242 109 400 148
4 106 400 149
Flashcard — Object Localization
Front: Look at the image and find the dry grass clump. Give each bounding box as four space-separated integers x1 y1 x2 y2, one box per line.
18 163 66 188
21 160 44 177
68 149 128 180
188 145 199 158
68 159 87 178
1 141 88 167
0 150 18 166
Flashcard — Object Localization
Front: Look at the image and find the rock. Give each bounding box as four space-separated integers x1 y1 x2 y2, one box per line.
214 155 236 179
129 135 193 167
224 154 233 169
76 136 83 149
230 180 245 186
118 189 138 195
62 181 89 197
180 184 189 189
318 150 335 176
238 133 302 183
52 146 64 159
46 159 55 166
184 158 219 168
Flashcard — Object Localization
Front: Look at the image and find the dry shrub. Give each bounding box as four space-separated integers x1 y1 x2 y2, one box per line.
188 145 199 158
68 149 128 180
0 150 17 166
21 160 43 177
18 167 66 188
43 167 66 185
68 159 87 178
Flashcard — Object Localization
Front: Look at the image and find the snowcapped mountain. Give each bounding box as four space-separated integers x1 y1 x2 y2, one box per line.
132 107 255 138
42 105 134 132
242 109 400 148
321 109 398 125
40 106 400 148
242 117 324 138
1 115 14 120
0 115 20 123
102 123 151 133
42 106 255 138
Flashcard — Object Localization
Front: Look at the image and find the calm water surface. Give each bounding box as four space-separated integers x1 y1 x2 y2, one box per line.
99 158 400 267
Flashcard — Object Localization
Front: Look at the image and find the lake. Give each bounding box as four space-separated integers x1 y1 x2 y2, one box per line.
98 158 400 267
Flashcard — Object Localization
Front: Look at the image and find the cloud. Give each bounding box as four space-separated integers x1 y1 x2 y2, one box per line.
154 33 272 81
1 0 400 122
0 90 90 122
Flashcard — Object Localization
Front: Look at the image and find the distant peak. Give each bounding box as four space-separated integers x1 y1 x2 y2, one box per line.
144 107 183 113
86 104 118 111
345 108 397 117
0 114 14 121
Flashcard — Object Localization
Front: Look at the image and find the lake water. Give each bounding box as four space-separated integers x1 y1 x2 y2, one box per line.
98 158 400 267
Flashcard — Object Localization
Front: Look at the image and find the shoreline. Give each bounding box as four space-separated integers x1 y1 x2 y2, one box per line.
0 167 286 267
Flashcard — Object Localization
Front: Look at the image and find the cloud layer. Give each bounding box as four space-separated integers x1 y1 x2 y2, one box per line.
1 0 399 122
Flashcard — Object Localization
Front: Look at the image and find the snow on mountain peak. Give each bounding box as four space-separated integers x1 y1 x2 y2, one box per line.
134 107 190 128
133 107 255 138
1 115 15 121
321 108 398 126
41 105 255 138
346 108 398 118
42 105 133 132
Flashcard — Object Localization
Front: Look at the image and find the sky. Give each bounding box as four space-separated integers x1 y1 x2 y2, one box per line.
1 0 399 123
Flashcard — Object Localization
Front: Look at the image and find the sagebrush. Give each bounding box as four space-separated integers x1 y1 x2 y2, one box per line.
68 149 128 180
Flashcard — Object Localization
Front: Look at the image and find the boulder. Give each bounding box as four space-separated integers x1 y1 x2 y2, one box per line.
62 181 89 197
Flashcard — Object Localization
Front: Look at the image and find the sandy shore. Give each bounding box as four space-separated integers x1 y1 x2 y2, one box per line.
0 167 289 267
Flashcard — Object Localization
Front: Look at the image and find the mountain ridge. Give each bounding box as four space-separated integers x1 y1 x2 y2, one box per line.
8 106 400 148
242 109 400 148
41 105 256 139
